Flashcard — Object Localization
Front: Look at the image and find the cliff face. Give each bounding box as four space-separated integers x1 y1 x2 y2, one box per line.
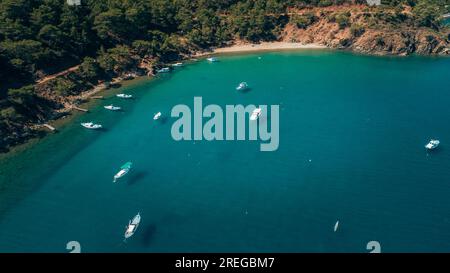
283 5 449 56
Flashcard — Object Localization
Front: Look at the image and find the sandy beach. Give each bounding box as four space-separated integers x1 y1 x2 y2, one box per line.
213 42 327 54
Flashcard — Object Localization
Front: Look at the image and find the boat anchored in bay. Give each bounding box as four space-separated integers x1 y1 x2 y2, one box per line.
81 122 102 130
236 82 249 91
157 67 170 73
250 108 262 121
153 112 162 120
124 213 141 239
104 105 121 111
116 93 133 99
334 220 339 232
113 162 132 183
425 139 440 150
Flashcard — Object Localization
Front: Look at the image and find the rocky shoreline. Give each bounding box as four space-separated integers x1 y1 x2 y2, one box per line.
283 6 449 56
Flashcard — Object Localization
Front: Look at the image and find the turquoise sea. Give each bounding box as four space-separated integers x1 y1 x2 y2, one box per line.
1 50 450 253
444 18 450 25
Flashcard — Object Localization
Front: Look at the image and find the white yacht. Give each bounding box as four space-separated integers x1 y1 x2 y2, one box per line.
236 82 249 91
250 108 262 121
172 62 183 67
153 112 162 120
425 139 440 150
124 213 141 239
81 122 102 130
116 94 133 99
207 57 218 62
113 162 132 183
334 221 339 232
104 105 121 111
157 67 170 73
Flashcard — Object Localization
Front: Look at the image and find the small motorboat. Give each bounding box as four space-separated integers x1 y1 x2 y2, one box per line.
81 122 102 130
153 112 162 120
116 94 133 99
250 108 262 121
334 220 339 232
124 213 141 239
236 82 249 91
425 139 440 150
157 67 170 73
113 162 132 183
207 57 218 62
104 105 121 111
171 62 183 67
123 73 135 80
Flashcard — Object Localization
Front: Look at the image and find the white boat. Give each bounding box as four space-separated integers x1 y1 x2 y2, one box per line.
81 122 102 130
425 139 440 150
157 67 170 73
207 57 218 62
153 112 162 120
113 162 132 183
171 62 183 67
116 94 133 99
236 82 249 91
250 108 262 121
104 105 121 111
124 213 141 239
334 221 339 232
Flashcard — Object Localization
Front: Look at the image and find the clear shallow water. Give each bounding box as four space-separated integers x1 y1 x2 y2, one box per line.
1 50 450 253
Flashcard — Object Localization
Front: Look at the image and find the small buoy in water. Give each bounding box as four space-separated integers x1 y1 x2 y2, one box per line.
334 220 339 232
309 159 312 162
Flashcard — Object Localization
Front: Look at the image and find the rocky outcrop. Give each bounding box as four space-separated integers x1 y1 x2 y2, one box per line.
283 5 449 56
0 122 41 153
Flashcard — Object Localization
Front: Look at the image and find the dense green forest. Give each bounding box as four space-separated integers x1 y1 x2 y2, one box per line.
0 0 449 151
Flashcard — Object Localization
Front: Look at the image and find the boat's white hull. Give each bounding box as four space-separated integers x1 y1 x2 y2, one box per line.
117 94 132 99
250 109 262 121
334 221 339 232
104 106 121 111
153 112 162 120
114 169 129 182
157 68 170 73
236 83 248 91
81 123 102 129
124 214 141 239
425 140 440 150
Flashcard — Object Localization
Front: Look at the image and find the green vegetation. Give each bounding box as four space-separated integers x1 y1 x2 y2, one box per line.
350 24 365 37
291 13 318 29
412 0 444 29
335 12 351 29
381 0 450 29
